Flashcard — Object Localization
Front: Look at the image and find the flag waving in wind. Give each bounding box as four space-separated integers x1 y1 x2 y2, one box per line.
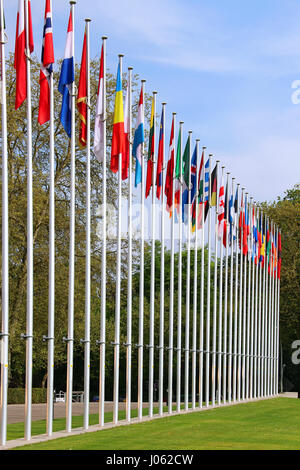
156 107 164 200
110 62 126 177
14 0 34 110
58 11 74 138
77 28 87 147
93 43 104 161
145 97 155 198
165 116 175 214
38 0 54 125
132 86 144 187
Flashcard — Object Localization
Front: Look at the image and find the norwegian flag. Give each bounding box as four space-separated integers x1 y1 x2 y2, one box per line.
38 0 54 125
14 0 34 110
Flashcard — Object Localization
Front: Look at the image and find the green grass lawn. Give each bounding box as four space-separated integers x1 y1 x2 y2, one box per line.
9 398 300 450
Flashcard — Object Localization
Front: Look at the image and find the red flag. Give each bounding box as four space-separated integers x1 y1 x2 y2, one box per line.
77 29 87 147
14 0 34 110
277 232 282 280
165 116 175 214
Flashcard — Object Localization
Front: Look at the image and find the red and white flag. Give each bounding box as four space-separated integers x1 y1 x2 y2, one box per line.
218 172 226 246
14 0 34 110
93 44 105 162
38 0 54 125
165 116 175 214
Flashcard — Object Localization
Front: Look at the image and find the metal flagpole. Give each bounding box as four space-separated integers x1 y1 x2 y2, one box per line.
237 188 244 402
149 92 157 418
184 130 192 411
274 225 279 395
217 166 225 405
113 54 124 425
45 0 55 437
211 160 220 406
99 35 107 427
198 146 206 409
270 224 275 395
168 113 176 414
250 203 256 399
191 139 200 410
126 66 133 422
246 197 253 400
65 0 76 434
242 193 248 401
159 103 166 416
267 220 272 396
176 121 184 413
217 167 225 405
222 172 230 404
263 216 269 397
261 213 267 397
205 154 212 408
276 230 281 395
232 184 240 403
0 0 9 445
253 208 261 398
138 79 146 421
83 18 91 431
227 177 235 404
23 0 34 441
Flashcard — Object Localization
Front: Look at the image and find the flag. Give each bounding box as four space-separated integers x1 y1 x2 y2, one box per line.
196 151 204 229
239 194 248 255
132 86 144 187
93 43 105 161
174 125 182 214
181 136 191 222
110 62 126 177
14 0 34 110
218 172 226 247
210 164 218 207
188 145 197 230
38 0 54 125
203 158 210 222
156 107 164 200
77 28 87 147
123 80 130 180
145 97 155 198
0 8 5 104
277 231 282 280
58 11 74 138
165 116 175 214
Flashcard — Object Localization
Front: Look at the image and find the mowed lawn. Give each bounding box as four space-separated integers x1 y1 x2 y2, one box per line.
10 398 300 450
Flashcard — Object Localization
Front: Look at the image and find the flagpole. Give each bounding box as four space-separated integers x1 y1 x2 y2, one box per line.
222 172 230 404
232 184 240 402
267 220 272 396
23 0 34 441
126 66 133 422
237 187 244 402
82 18 91 431
250 203 256 399
65 0 76 434
198 146 206 409
205 154 213 408
211 160 220 406
0 0 9 446
158 103 167 416
138 79 146 421
99 35 107 427
149 91 157 418
276 230 281 395
168 113 177 414
270 223 275 395
184 129 192 411
274 225 279 395
227 177 235 404
45 0 55 437
113 53 124 425
262 213 267 397
191 139 200 410
246 197 253 399
176 121 184 413
256 208 261 398
242 193 248 401
217 166 225 405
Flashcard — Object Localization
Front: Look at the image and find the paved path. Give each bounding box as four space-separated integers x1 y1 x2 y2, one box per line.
6 402 160 424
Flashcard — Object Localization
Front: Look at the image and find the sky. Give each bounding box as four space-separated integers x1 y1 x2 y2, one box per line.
4 0 300 204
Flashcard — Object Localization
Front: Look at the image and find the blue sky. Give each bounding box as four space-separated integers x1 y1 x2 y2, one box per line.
5 0 300 202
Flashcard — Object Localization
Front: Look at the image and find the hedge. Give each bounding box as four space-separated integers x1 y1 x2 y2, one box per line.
8 388 47 404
